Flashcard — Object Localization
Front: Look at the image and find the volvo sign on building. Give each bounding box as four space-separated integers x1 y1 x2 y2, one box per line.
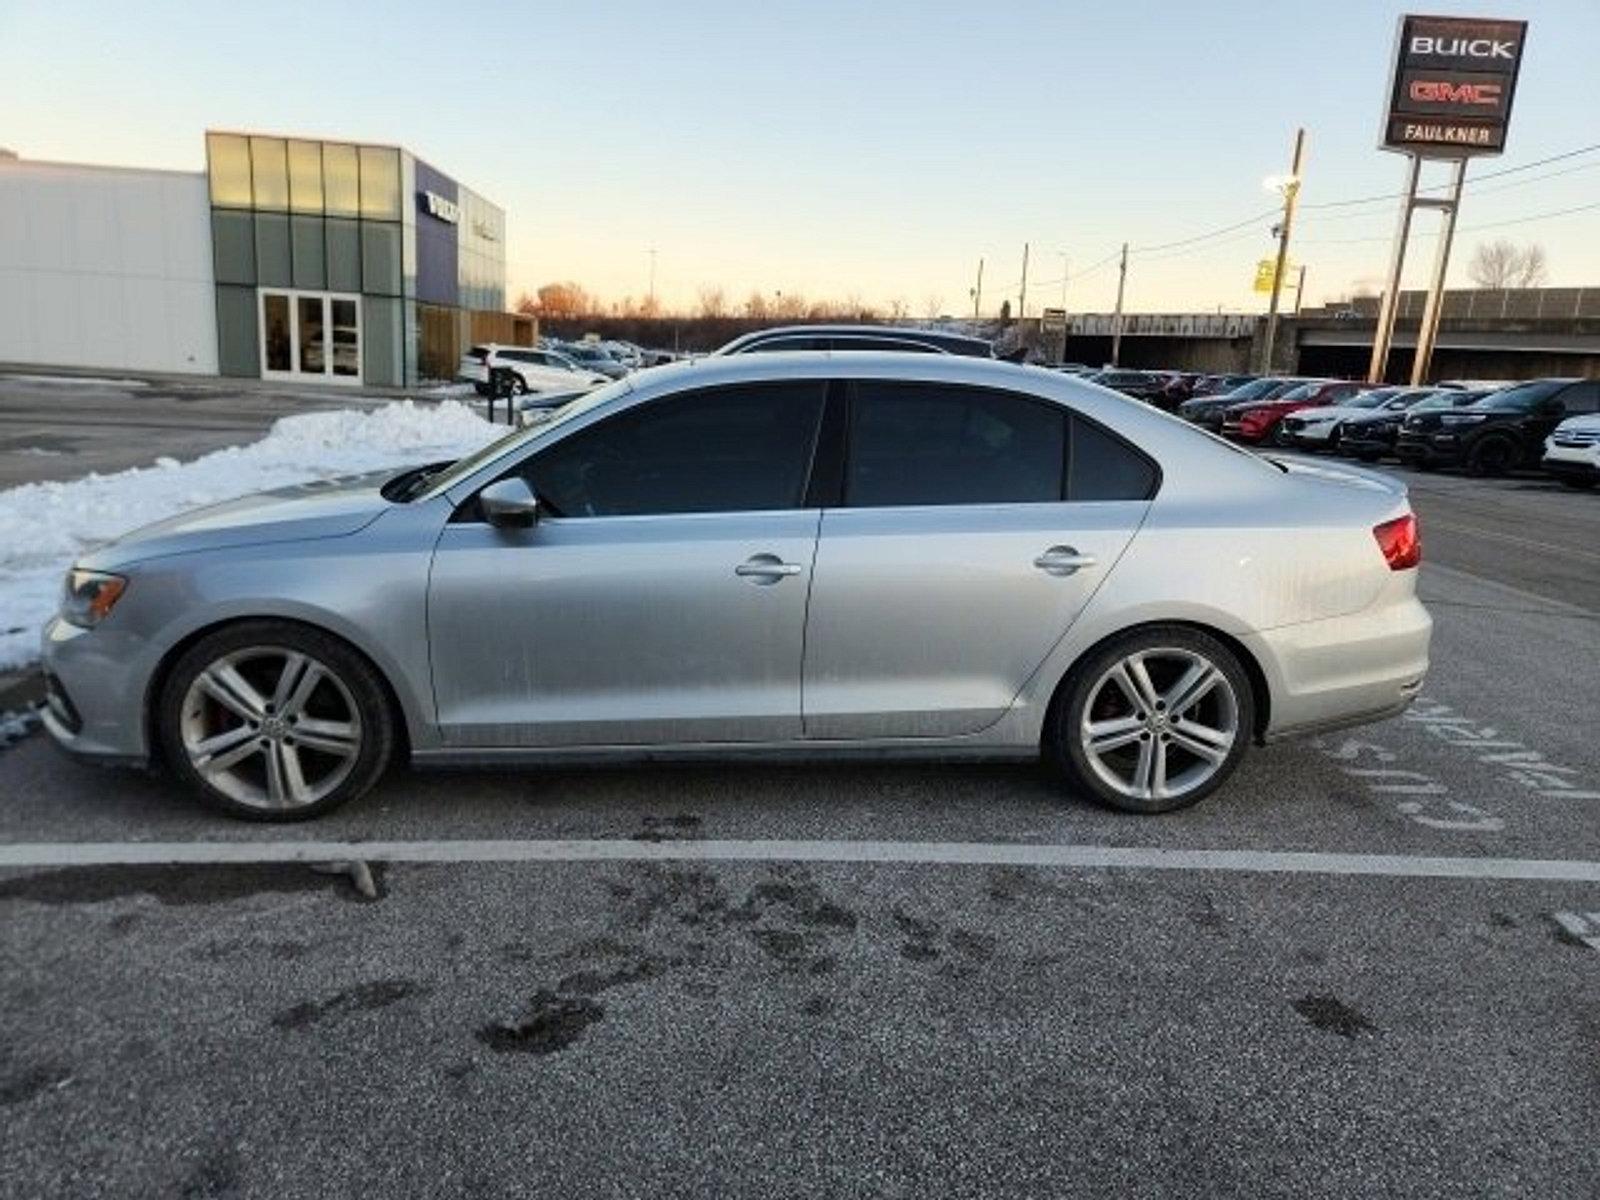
1381 14 1527 156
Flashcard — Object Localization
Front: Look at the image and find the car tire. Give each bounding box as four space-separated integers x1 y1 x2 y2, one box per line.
1357 451 1381 463
156 620 397 822
1557 475 1596 490
1466 436 1517 477
1050 625 1255 815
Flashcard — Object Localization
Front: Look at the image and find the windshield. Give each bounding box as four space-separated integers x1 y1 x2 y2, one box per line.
1218 378 1280 401
1273 382 1318 403
1341 391 1391 410
414 379 632 500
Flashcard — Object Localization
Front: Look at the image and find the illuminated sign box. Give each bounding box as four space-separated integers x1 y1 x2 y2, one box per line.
1381 14 1526 157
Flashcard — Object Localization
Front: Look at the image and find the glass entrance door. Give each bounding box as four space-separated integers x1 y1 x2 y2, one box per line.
258 290 362 384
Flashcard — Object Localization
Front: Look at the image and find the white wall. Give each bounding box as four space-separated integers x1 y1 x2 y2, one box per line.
0 160 217 375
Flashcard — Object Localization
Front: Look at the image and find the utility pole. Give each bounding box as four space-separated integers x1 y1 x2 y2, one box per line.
1058 252 1070 362
1294 264 1307 315
1110 242 1128 366
972 257 984 319
1018 242 1029 321
1259 127 1306 375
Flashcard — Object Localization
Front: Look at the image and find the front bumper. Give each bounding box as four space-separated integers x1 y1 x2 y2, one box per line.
39 616 153 766
1278 425 1337 449
1395 431 1461 465
1542 451 1599 483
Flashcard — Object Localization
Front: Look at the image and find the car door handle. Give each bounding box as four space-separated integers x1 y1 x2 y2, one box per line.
1033 546 1097 575
735 554 802 583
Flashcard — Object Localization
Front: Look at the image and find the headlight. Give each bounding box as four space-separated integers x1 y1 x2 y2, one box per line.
60 569 127 628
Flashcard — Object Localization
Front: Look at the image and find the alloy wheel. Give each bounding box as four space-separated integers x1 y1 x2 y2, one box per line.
178 647 363 811
1078 647 1240 803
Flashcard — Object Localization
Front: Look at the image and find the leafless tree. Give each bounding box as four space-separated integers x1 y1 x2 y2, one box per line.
923 294 945 320
886 296 910 321
1469 239 1549 289
696 285 727 319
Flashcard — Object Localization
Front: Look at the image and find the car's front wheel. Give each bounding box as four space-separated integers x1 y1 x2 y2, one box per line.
157 621 397 821
1051 626 1254 814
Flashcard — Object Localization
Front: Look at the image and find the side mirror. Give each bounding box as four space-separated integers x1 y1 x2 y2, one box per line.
479 477 540 529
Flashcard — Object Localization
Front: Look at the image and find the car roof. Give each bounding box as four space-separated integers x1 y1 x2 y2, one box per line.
715 325 994 356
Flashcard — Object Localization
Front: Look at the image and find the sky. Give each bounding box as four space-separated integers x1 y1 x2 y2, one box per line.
3 0 1598 316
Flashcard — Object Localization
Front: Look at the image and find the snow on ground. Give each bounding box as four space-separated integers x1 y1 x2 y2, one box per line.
0 400 499 672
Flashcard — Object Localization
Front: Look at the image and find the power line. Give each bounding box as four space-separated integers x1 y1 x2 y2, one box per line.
1129 207 1281 255
1299 141 1600 211
1299 197 1600 245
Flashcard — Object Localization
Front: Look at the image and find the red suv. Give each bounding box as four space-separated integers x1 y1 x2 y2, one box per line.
1222 380 1366 444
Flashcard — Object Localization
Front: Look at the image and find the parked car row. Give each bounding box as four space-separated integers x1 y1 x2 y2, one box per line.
1155 371 1600 488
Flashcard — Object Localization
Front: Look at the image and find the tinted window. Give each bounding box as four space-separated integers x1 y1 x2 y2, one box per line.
829 337 939 353
747 336 821 353
528 382 826 517
1558 382 1600 414
1069 415 1158 501
1478 380 1563 411
845 383 1066 506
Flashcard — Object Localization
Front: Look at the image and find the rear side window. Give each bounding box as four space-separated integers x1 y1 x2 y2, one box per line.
844 382 1066 506
829 337 939 353
1558 382 1600 414
746 336 821 353
527 382 826 517
1069 416 1158 501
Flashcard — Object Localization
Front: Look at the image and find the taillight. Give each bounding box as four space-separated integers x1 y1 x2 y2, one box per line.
1373 514 1420 570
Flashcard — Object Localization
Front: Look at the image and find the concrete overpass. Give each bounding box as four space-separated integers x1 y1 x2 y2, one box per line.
1048 286 1600 380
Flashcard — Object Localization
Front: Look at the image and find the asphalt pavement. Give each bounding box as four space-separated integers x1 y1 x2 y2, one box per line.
2 410 1598 1197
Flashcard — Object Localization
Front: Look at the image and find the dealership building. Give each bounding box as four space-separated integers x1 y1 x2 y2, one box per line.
0 132 528 387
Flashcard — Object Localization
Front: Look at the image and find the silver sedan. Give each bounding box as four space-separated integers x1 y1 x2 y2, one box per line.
41 353 1431 820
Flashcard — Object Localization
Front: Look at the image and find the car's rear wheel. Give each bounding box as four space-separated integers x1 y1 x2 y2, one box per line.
1466 435 1517 477
157 621 396 821
1052 626 1254 814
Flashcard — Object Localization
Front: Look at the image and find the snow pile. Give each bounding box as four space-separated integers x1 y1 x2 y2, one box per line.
0 401 499 671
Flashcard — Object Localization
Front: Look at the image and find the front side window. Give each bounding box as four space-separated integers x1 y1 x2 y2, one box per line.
1559 382 1600 414
844 382 1066 507
527 382 827 517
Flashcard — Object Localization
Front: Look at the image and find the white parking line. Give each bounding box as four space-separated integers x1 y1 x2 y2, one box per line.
3 839 1600 883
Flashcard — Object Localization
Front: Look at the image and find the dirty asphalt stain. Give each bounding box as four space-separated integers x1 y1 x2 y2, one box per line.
1292 994 1375 1039
0 1061 72 1107
0 863 388 908
631 813 703 843
271 978 425 1031
478 991 605 1055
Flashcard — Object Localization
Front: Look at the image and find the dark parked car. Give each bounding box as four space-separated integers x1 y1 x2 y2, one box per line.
1337 389 1491 462
1085 369 1170 404
1180 377 1310 431
1191 373 1258 398
1395 378 1600 474
715 325 995 357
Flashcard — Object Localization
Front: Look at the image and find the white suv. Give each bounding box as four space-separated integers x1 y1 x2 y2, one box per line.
458 344 608 395
1543 413 1600 489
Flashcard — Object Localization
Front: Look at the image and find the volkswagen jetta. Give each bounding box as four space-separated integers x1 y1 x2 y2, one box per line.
42 354 1431 820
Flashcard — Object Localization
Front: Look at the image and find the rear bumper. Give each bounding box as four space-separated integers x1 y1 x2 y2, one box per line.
1242 582 1432 742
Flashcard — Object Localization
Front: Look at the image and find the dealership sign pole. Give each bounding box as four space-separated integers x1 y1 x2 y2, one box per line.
1367 14 1527 384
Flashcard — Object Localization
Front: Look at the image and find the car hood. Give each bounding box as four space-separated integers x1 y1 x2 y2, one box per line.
1555 413 1600 433
1291 403 1368 422
78 470 396 571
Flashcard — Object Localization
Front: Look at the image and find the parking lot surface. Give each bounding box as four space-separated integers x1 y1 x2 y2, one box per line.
2 450 1597 1197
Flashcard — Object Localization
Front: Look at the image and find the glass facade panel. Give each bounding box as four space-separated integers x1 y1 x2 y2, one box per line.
287 140 324 213
323 143 360 217
211 210 256 285
358 146 401 219
262 293 292 372
291 215 326 289
249 137 289 211
254 213 292 288
325 218 362 292
207 133 252 208
215 285 260 377
363 296 404 387
361 221 402 296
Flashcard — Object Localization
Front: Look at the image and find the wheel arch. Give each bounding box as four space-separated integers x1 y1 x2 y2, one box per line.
1038 618 1272 753
143 615 416 768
